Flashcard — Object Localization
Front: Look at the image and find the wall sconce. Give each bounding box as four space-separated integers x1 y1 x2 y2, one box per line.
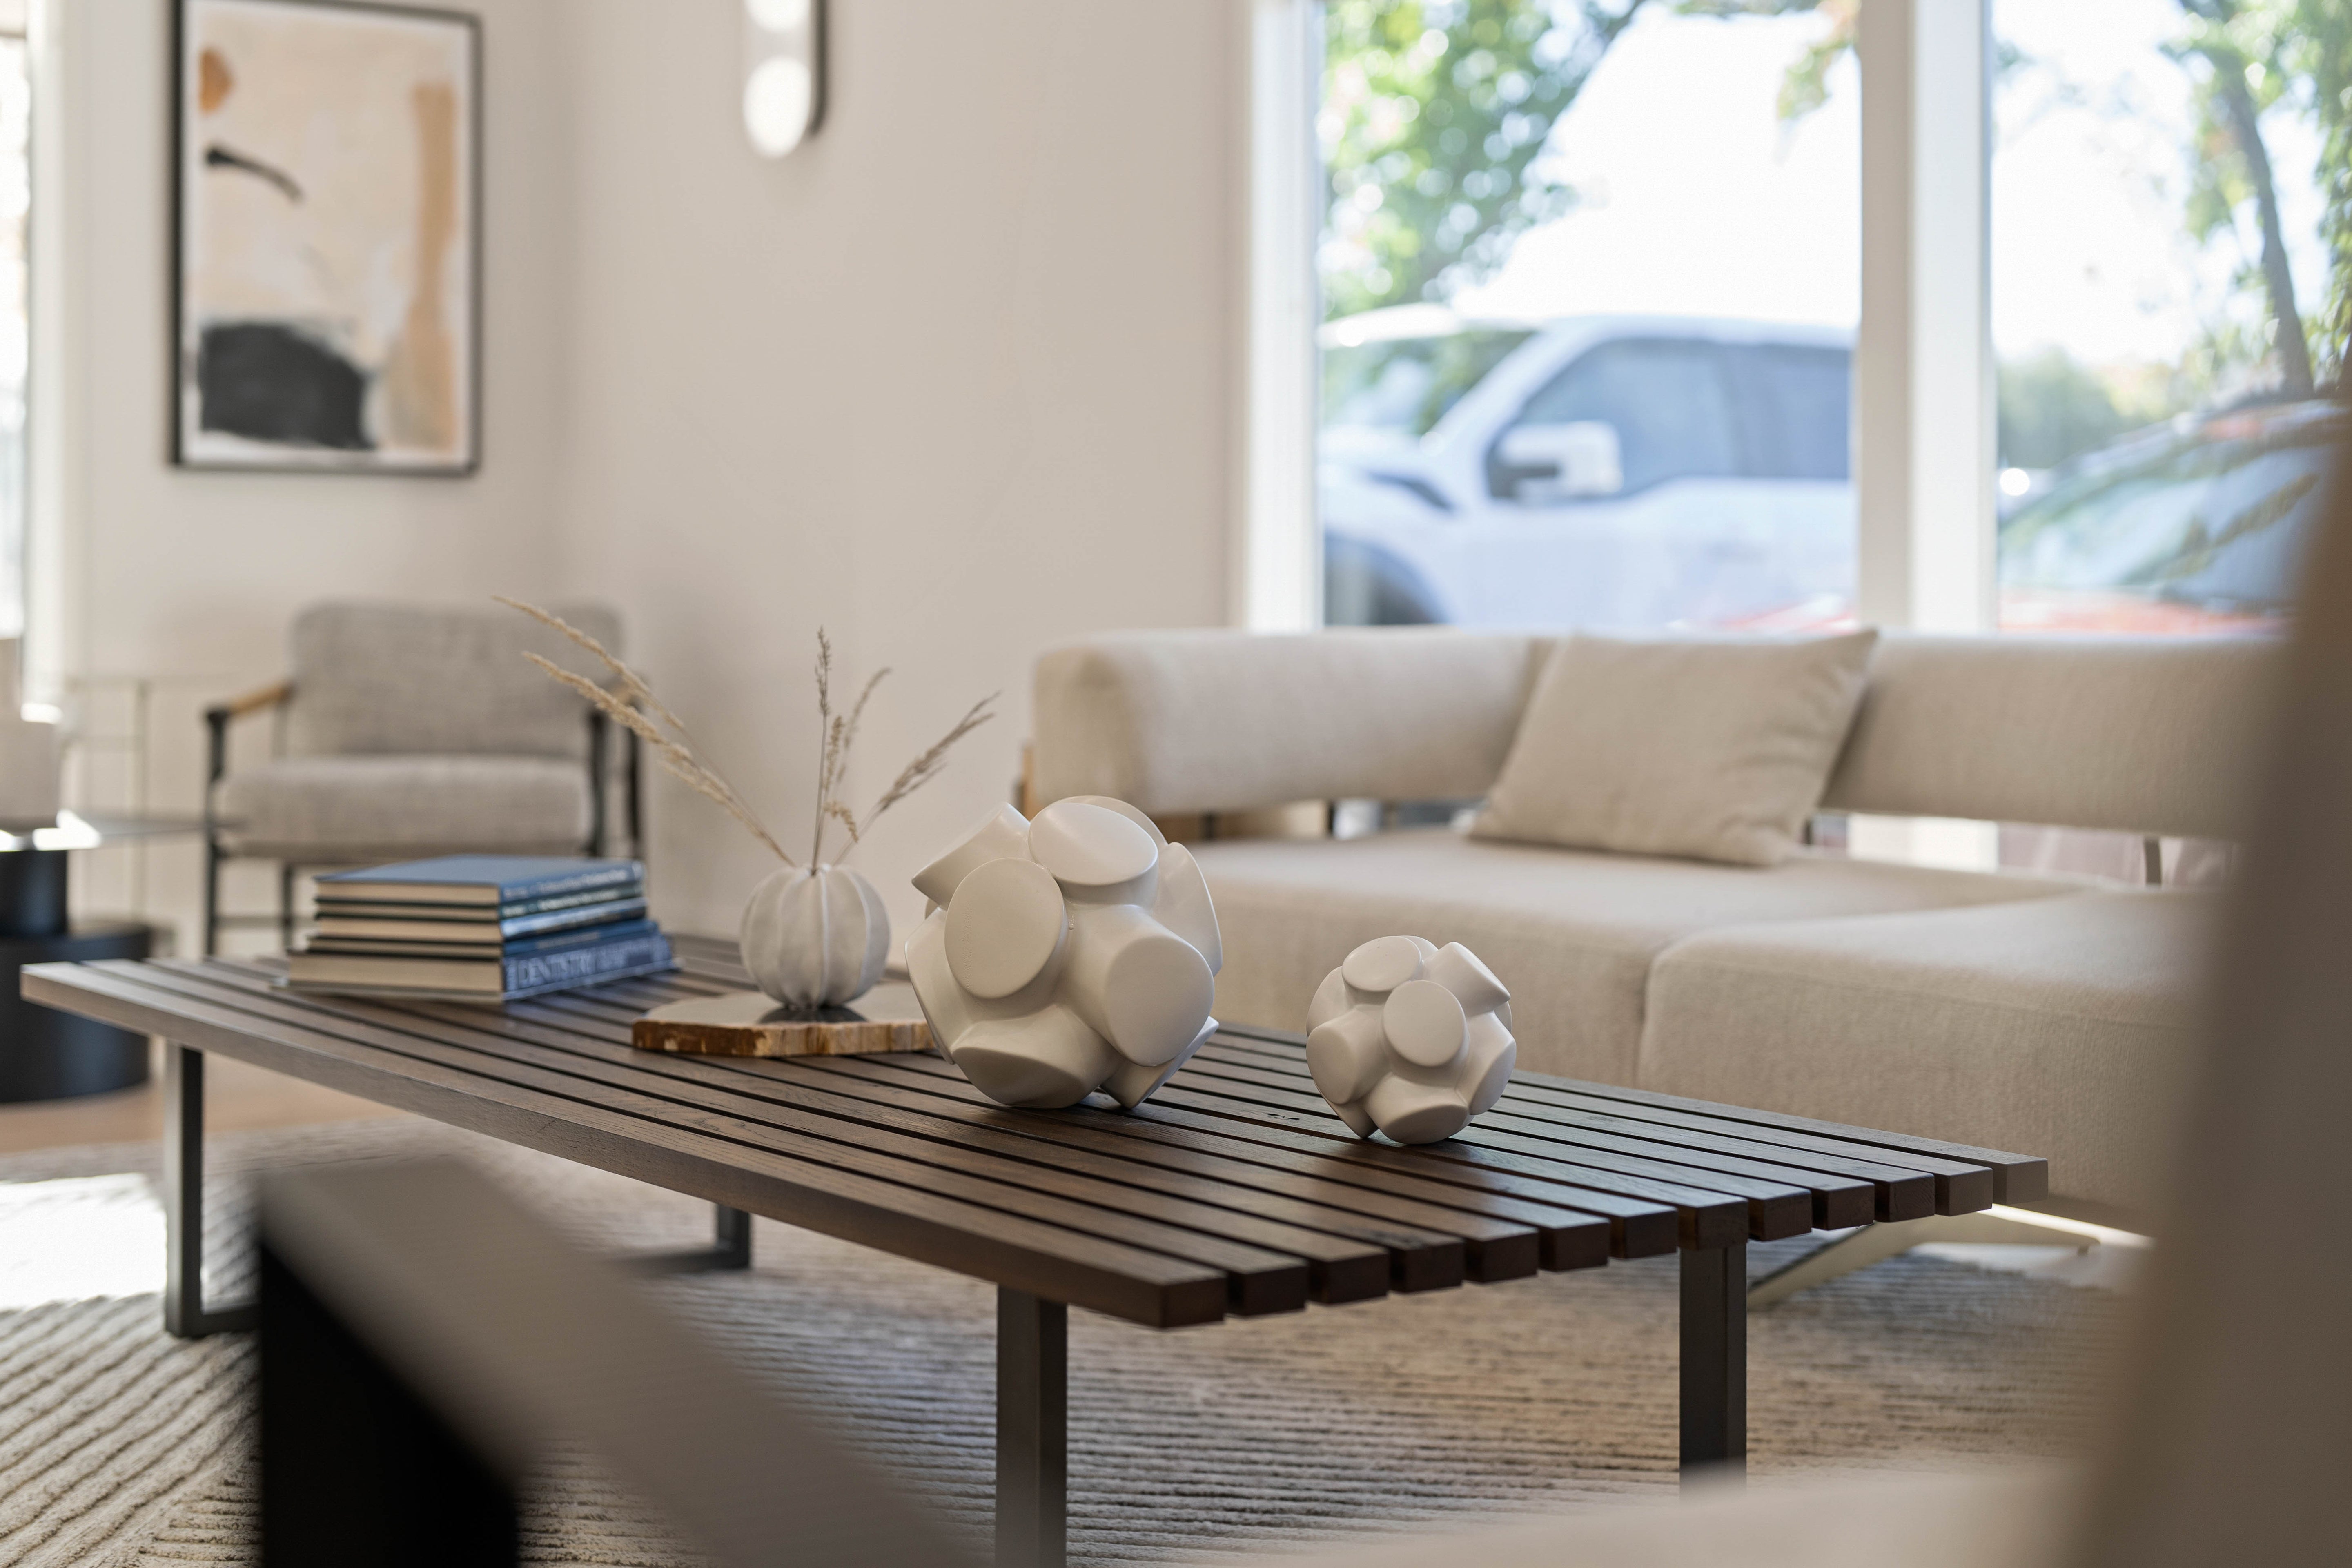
743 0 825 157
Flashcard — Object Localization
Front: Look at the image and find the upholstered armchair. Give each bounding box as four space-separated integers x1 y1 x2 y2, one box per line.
203 601 637 954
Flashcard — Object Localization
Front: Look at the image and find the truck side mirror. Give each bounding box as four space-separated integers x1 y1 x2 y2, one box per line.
1494 421 1625 501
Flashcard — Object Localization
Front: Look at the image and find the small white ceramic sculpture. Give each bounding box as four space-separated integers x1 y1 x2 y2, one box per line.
906 797 1223 1110
1305 936 1516 1144
740 864 891 1012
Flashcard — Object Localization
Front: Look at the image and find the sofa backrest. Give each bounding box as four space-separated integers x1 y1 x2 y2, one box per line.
1033 627 2283 841
1033 629 1540 815
1821 633 2279 840
286 600 624 760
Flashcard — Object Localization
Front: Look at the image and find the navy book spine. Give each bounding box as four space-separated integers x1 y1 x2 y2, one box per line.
502 918 657 958
321 858 644 901
499 898 650 938
492 863 641 900
503 931 675 993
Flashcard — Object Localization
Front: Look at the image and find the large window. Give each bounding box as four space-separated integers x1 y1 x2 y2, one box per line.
1306 1 2350 639
1316 0 1860 630
0 23 24 644
1991 0 2346 634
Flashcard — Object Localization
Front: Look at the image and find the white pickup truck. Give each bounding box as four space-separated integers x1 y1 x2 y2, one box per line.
1319 307 1855 628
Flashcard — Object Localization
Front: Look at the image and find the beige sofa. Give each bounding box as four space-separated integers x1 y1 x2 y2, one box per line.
1033 629 2278 1221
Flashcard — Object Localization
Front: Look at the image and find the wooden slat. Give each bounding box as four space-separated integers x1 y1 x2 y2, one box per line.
1214 1027 2034 1206
784 1055 1494 1289
1547 1077 2047 1203
191 964 1545 1296
26 951 2048 1328
1109 1098 1659 1262
472 994 1495 1290
129 963 1320 1317
185 968 1399 1308
24 962 1229 1327
1211 1035 2001 1209
1194 1040 1916 1224
1155 1065 1787 1245
775 1059 1610 1272
1129 1076 1742 1251
1178 1051 1848 1230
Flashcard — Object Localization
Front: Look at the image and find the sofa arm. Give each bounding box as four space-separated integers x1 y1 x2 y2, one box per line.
1031 629 1543 816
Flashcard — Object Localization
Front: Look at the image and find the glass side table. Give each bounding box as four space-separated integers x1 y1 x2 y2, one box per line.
0 811 201 1102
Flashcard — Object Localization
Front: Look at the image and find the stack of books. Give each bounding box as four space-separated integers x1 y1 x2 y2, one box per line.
287 855 675 1000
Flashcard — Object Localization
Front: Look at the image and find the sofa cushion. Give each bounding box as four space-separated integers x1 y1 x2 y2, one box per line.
1639 890 2218 1215
216 755 592 860
1471 630 1878 866
1194 828 2080 1084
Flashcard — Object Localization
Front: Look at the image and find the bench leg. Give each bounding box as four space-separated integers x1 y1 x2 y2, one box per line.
165 1046 258 1338
997 1287 1067 1568
628 1203 754 1275
1679 1241 1746 1484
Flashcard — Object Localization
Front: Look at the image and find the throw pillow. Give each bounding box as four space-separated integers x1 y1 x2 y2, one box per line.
1469 630 1880 867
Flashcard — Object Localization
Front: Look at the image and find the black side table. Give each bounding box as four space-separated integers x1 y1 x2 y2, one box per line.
0 814 199 1102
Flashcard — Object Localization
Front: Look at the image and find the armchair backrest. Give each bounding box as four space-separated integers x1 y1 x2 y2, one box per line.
284 601 624 760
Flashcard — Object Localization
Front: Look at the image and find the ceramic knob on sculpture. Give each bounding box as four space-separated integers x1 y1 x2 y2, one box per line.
1304 936 1515 1144
906 797 1223 1110
740 863 891 1013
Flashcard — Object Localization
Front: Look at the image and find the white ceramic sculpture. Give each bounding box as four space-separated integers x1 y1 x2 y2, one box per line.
740 863 891 1012
1305 936 1516 1144
906 797 1223 1109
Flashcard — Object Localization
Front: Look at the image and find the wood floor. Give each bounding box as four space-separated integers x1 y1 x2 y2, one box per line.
0 1042 403 1156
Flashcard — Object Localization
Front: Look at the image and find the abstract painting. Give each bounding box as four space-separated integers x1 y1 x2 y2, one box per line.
174 0 479 473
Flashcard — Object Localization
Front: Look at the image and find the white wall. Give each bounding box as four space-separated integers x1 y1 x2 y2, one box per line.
40 0 575 937
555 0 1238 938
43 0 1243 947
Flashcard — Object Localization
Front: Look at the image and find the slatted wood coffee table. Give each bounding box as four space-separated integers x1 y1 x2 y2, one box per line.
24 936 2046 1568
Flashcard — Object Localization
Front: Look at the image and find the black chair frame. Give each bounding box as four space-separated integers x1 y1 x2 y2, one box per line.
201 685 641 956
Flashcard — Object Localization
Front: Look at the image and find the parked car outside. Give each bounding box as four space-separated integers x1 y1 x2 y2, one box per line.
1319 307 1854 628
1321 306 2338 636
1995 396 2339 633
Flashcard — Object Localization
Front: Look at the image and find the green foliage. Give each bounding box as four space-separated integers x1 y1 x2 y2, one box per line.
1998 349 2178 469
2283 0 2352 380
1320 1 1652 320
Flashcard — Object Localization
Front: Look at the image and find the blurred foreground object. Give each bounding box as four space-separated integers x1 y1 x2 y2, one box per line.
260 1159 974 1568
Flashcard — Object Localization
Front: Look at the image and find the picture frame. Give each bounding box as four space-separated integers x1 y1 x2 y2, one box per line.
172 0 482 475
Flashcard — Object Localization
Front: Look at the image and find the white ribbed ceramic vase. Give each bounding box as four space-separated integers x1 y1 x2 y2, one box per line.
740 864 890 1012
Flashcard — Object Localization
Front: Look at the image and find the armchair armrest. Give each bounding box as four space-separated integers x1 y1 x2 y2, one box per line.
204 679 293 812
204 679 294 726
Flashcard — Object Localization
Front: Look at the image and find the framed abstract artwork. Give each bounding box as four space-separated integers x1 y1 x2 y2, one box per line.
173 0 480 474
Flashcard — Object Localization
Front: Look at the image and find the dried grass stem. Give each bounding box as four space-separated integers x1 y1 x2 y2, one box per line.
503 600 994 869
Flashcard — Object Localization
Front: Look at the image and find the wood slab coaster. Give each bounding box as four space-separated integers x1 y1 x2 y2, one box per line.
632 980 933 1058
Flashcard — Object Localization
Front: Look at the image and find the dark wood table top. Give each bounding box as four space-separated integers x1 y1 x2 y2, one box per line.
23 935 2047 1330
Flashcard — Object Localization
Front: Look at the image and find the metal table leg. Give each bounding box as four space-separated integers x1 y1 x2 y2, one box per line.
165 1045 257 1338
1679 1241 1746 1483
168 1038 749 1329
630 1203 755 1275
998 1287 1067 1568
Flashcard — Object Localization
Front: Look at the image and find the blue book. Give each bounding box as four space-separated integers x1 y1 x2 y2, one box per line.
502 930 677 996
315 855 643 909
309 898 652 945
288 927 677 1000
303 917 659 961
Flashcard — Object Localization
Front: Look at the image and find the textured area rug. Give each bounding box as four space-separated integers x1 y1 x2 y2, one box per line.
0 1119 2129 1567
